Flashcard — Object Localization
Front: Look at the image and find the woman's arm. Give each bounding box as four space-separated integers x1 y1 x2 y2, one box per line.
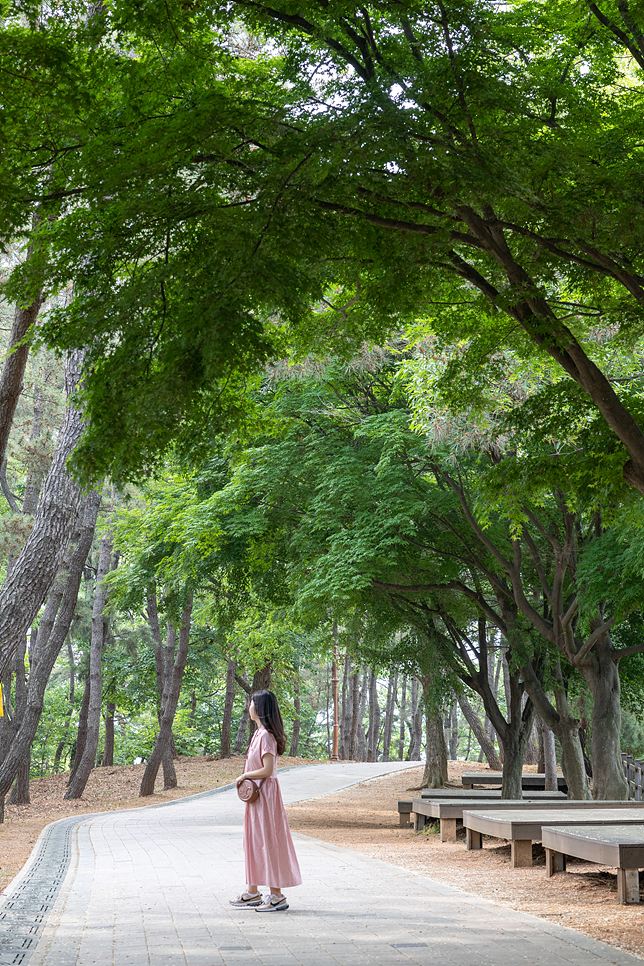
236 753 275 785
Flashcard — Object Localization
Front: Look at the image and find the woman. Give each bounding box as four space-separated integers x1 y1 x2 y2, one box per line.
230 689 302 911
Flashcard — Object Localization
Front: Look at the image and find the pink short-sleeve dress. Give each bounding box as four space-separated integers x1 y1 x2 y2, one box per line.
243 726 302 889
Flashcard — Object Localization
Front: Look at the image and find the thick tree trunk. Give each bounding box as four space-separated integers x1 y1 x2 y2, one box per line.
102 702 115 767
9 755 30 805
288 679 301 758
233 692 251 755
367 671 380 762
0 491 101 808
398 675 407 761
382 673 397 762
456 692 503 770
499 670 535 799
139 596 193 797
220 658 237 758
581 634 628 800
0 351 86 680
423 708 448 788
65 534 113 800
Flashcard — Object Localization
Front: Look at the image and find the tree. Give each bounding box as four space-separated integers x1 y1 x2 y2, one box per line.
4 1 644 494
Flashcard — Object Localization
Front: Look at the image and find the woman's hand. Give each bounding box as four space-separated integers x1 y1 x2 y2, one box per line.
236 774 247 787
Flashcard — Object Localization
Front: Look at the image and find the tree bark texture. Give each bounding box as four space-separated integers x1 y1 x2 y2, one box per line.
65 533 114 800
581 634 628 800
220 658 237 758
0 350 86 680
139 595 193 797
422 708 448 788
0 490 101 807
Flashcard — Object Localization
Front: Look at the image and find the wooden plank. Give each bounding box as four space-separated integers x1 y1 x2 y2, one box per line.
416 799 640 822
420 788 565 799
461 773 567 791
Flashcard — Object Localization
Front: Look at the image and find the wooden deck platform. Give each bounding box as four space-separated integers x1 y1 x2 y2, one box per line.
542 824 644 904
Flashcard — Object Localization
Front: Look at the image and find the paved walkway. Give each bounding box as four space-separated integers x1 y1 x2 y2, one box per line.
1 761 641 966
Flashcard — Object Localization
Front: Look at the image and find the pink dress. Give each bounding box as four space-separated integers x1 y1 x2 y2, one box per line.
243 727 302 888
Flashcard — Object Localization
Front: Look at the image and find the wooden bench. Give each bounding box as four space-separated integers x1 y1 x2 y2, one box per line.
463 806 644 868
400 789 565 830
411 794 567 841
398 800 413 827
542 824 644 904
461 773 568 793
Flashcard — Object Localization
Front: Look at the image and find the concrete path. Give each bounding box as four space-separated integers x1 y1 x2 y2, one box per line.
1 761 641 966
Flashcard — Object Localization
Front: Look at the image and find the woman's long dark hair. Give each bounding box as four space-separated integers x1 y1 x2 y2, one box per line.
252 690 287 756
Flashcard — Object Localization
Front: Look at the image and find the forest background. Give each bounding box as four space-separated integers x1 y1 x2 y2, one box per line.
2 0 644 814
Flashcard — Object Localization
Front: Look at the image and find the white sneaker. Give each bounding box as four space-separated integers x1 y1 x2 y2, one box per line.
229 892 262 907
255 894 289 912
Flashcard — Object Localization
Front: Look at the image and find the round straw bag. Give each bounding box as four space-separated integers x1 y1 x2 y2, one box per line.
236 777 265 804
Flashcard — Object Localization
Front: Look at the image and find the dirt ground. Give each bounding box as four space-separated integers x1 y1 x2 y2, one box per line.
2 758 642 961
286 761 644 962
0 753 319 893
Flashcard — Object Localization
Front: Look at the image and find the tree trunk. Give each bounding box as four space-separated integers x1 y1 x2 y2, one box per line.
499 669 535 799
422 709 448 788
0 232 44 475
449 702 459 760
456 692 502 770
581 633 628 800
139 596 193 796
65 534 113 800
339 653 350 759
102 702 115 767
398 675 407 761
220 658 237 758
367 671 380 762
381 673 397 762
288 678 301 757
356 671 369 760
54 637 75 772
8 632 29 805
542 718 557 791
68 677 90 784
233 691 251 755
348 670 360 760
0 351 86 680
0 490 101 809
407 677 422 760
